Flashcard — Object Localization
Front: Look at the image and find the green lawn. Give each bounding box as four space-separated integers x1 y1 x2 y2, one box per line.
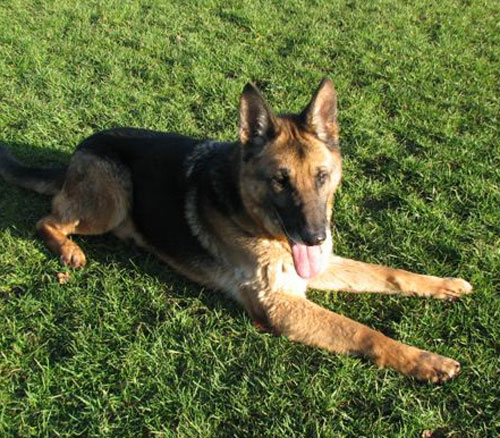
0 0 499 436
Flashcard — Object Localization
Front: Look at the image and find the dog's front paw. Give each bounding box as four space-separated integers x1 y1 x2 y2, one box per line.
407 350 461 383
432 277 473 300
60 241 86 268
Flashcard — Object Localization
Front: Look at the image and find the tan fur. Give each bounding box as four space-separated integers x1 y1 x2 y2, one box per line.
36 152 131 267
26 80 473 383
309 255 473 299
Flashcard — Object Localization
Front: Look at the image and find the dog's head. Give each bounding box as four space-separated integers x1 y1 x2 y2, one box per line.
238 78 342 279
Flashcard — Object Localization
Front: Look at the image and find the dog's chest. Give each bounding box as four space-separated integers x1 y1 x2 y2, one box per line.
218 240 309 303
266 259 308 297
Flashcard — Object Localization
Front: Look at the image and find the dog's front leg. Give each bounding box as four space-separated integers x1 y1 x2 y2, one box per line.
308 255 472 299
263 292 460 382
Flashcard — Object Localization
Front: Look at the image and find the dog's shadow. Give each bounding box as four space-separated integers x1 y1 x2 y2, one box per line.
0 140 246 321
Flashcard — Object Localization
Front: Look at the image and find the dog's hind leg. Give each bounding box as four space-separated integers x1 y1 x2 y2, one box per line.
308 255 472 300
37 216 87 267
36 152 131 267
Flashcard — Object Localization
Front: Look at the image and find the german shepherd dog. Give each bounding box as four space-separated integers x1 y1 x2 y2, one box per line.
0 79 473 382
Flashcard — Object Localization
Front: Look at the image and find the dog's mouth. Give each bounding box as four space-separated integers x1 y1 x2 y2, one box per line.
289 240 324 279
271 207 325 279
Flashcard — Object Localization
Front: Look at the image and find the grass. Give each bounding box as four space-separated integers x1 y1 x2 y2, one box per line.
0 0 499 436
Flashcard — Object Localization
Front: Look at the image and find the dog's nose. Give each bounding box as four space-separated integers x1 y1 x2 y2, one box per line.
310 232 326 245
302 230 326 246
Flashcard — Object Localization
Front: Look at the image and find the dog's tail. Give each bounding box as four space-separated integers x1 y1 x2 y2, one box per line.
0 145 66 195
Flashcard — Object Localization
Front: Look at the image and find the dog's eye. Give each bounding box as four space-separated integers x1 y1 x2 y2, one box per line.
270 169 289 192
316 170 329 187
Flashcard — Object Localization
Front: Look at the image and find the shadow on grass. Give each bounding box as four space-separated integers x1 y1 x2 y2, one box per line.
0 139 246 320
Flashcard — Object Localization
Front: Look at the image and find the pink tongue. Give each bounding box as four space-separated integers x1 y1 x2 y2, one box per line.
291 242 323 279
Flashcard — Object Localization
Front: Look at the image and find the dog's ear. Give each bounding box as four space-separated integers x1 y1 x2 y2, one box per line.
301 78 339 145
239 83 277 151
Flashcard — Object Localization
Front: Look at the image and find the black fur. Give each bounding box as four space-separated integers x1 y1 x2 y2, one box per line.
0 145 66 195
77 128 243 262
